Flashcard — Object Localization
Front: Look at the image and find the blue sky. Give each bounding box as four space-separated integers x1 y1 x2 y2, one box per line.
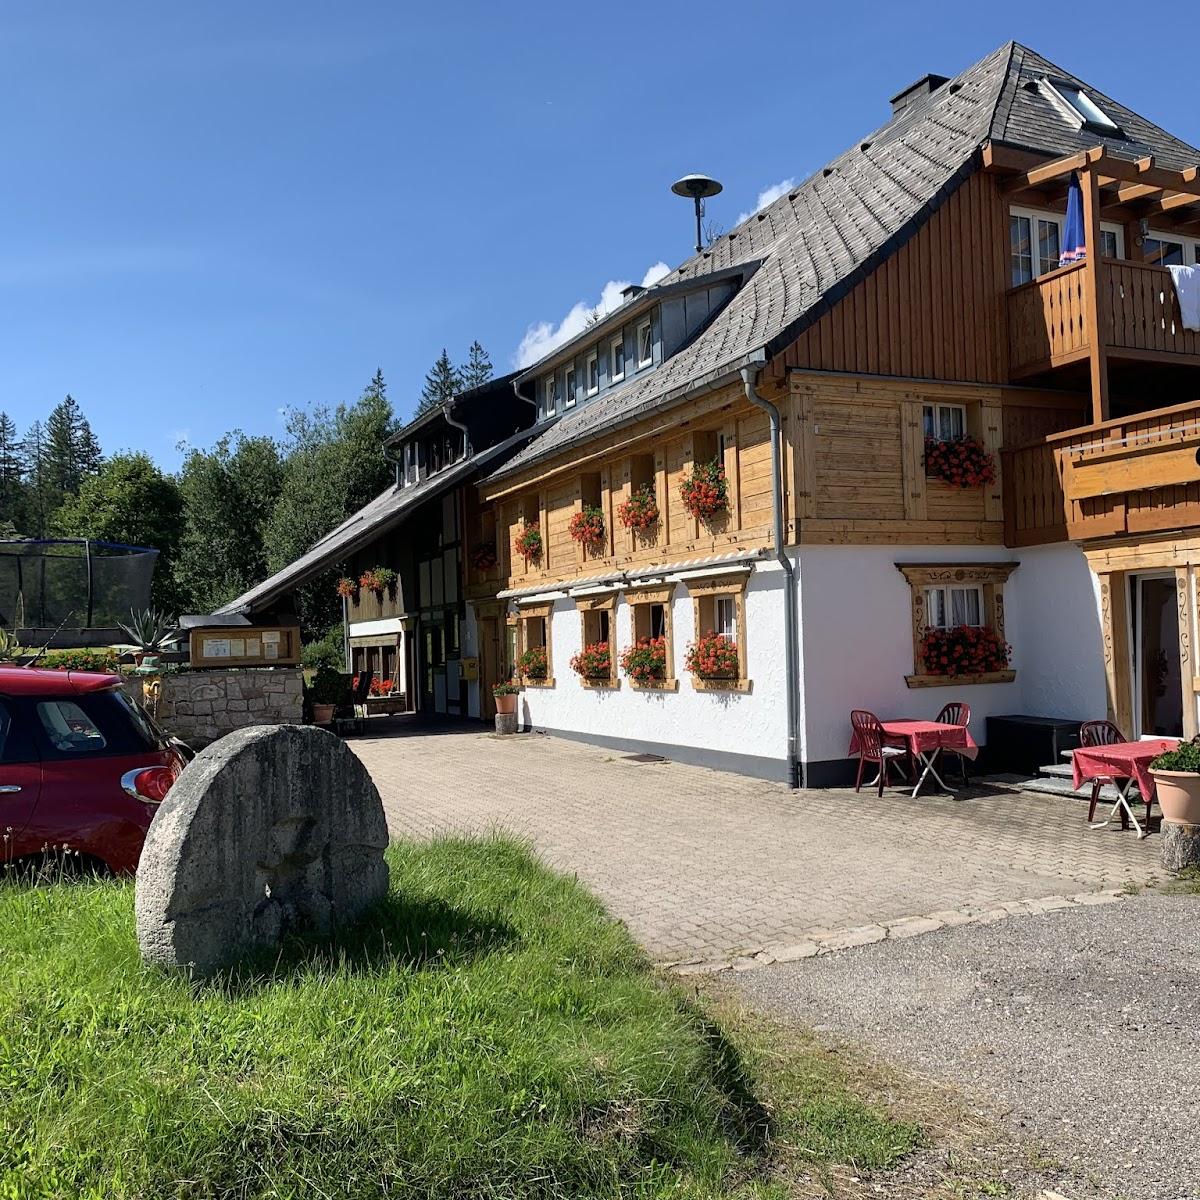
2 1 1197 470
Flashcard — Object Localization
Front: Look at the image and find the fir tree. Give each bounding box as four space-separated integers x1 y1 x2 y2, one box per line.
460 341 493 390
44 394 102 507
418 349 462 414
20 420 50 537
0 412 26 534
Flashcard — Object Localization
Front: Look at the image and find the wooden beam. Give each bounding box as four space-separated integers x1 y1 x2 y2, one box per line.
1003 145 1200 202
1001 146 1104 194
1081 168 1110 424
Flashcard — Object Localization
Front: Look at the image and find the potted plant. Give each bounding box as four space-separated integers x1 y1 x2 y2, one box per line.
359 566 396 596
1150 739 1200 825
919 625 1009 676
309 665 349 725
336 577 357 600
517 645 548 681
617 484 659 534
923 436 997 489
570 641 612 683
492 679 520 714
620 636 668 685
680 459 728 521
118 607 181 667
685 632 740 680
568 505 606 552
514 522 542 564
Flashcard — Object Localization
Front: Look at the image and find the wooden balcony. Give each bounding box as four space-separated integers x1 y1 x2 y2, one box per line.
1008 258 1200 379
1003 400 1200 545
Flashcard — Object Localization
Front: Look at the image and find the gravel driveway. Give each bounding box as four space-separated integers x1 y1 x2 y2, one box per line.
734 892 1200 1200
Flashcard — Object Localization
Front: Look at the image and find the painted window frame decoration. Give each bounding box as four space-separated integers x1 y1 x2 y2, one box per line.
896 562 1018 689
515 601 555 688
622 584 677 691
686 572 751 693
573 593 619 688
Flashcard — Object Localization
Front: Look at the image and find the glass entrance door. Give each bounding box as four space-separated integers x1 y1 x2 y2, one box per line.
1131 574 1183 738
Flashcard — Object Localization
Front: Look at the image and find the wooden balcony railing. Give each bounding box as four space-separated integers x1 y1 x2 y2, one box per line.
1007 258 1200 378
1003 399 1200 545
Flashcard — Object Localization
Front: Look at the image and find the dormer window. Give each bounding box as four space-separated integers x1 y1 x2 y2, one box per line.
1042 77 1119 134
611 335 625 383
542 374 556 418
637 320 653 369
564 365 577 408
586 350 599 396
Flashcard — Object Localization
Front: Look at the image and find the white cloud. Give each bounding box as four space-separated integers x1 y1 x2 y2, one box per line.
514 261 673 369
736 178 796 225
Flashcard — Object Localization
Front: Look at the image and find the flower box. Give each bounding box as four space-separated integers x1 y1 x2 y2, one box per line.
680 459 728 521
923 436 996 490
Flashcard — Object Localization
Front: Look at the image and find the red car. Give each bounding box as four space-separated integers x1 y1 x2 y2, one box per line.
0 666 188 874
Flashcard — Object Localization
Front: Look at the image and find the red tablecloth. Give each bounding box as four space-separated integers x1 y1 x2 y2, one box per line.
1071 738 1179 800
849 719 979 760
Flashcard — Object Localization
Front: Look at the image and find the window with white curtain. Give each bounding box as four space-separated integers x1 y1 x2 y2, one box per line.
922 402 966 442
925 585 983 629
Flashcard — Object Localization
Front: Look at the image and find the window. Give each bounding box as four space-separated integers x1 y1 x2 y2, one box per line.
564 365 577 408
542 374 556 418
610 336 625 383
1044 79 1119 133
516 603 553 686
1145 235 1185 268
637 320 653 368
585 351 599 396
36 700 106 754
577 595 617 686
687 574 750 690
924 585 982 629
1009 207 1125 285
625 585 676 688
923 403 966 442
896 563 1018 688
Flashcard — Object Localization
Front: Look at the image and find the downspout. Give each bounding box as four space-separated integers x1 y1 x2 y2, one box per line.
740 353 802 789
443 398 471 459
512 377 538 415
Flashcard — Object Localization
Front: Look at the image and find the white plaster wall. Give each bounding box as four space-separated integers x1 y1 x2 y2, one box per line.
797 542 1107 766
516 561 790 767
1004 542 1107 722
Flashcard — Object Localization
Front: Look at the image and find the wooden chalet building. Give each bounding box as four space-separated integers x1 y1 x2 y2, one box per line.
231 41 1200 787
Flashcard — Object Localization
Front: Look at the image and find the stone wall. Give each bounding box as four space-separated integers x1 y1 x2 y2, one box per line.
132 667 304 747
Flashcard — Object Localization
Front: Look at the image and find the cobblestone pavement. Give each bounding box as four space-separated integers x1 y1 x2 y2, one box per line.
353 723 1162 963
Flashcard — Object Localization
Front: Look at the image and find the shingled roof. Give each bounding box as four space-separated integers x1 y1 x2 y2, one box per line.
489 41 1199 482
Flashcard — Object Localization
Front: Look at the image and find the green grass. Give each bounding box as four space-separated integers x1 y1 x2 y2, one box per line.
0 838 918 1199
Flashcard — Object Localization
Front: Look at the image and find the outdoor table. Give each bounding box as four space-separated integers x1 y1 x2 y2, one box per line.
1071 737 1178 840
849 719 978 797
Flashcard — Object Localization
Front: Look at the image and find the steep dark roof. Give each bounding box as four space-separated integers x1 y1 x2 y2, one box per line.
490 41 1199 481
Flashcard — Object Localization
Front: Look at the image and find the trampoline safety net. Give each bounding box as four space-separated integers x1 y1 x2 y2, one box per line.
0 539 159 630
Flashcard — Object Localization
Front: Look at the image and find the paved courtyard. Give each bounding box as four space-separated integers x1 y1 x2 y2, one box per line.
354 723 1162 963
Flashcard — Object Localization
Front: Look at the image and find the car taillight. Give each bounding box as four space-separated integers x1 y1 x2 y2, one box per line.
120 764 178 804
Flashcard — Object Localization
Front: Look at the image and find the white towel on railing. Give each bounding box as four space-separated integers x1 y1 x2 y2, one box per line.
1168 264 1200 331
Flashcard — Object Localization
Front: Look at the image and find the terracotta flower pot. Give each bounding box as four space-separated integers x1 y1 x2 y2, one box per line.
1151 769 1200 825
311 703 336 725
494 693 518 715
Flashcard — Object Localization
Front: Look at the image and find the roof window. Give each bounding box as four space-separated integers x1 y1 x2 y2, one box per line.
1042 77 1120 134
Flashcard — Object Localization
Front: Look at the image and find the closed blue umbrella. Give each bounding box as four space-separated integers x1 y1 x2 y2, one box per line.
1060 171 1087 265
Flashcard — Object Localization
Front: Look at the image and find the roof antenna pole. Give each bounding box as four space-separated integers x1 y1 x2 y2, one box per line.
671 174 723 254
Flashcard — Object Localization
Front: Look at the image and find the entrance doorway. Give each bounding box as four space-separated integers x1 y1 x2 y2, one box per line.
1131 574 1183 738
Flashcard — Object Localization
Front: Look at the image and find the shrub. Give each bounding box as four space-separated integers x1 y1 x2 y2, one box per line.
617 484 659 533
517 645 548 680
680 459 728 520
923 436 997 489
919 625 1009 675
309 665 351 707
570 641 612 680
514 523 542 562
620 636 668 684
302 624 344 672
37 648 119 673
568 505 606 551
685 633 740 679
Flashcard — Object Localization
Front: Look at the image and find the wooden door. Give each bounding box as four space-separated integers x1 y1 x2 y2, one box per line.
479 617 500 721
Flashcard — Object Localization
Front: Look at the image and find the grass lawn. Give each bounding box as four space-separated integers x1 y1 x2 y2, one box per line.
1 838 919 1199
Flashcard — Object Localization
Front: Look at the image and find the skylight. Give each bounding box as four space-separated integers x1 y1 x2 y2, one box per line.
1043 78 1119 133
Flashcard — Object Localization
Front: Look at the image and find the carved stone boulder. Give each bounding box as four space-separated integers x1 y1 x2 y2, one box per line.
136 724 389 976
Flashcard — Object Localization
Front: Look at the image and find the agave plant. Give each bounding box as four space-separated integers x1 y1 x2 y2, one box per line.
118 607 181 654
0 627 24 662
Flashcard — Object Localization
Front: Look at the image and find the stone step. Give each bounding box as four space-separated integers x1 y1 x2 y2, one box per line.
1037 762 1074 780
1019 774 1123 803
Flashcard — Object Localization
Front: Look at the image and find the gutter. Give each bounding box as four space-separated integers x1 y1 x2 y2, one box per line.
740 352 802 790
443 398 471 458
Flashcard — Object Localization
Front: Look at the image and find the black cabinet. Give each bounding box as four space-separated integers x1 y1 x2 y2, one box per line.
985 715 1083 775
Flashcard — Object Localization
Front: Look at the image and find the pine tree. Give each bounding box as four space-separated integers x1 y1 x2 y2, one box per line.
364 367 386 404
460 341 493 390
20 420 50 537
0 412 26 534
44 395 102 509
418 349 462 414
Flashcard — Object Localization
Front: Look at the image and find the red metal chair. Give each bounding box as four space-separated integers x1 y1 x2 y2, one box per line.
935 701 972 785
1079 720 1147 828
851 710 909 797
